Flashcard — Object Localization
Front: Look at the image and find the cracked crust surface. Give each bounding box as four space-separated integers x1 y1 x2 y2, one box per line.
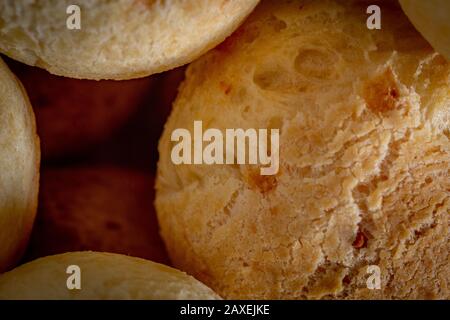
0 57 40 273
156 0 450 299
0 0 259 80
0 252 220 299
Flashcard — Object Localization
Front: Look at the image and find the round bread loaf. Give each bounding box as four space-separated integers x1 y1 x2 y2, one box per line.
0 58 40 273
399 0 450 61
0 252 220 299
27 166 169 264
0 0 259 80
156 0 450 299
9 62 152 160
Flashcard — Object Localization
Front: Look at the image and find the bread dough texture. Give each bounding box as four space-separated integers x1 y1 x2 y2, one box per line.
0 58 40 273
26 167 169 264
0 251 220 299
0 0 259 80
156 0 450 299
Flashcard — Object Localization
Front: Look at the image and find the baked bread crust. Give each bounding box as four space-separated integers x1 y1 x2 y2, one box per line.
0 0 259 80
0 58 40 273
156 0 450 299
0 251 220 299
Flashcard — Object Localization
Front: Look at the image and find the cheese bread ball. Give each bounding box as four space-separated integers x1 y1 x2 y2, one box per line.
156 0 450 299
0 0 259 80
0 252 220 299
399 0 450 61
0 58 40 273
27 166 169 264
9 62 152 160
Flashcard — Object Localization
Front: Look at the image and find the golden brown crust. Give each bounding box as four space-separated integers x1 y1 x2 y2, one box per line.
0 0 259 80
156 0 449 299
26 166 169 264
0 57 40 273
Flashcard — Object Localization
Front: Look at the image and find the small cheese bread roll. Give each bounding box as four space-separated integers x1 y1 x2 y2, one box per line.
0 0 259 80
156 0 449 299
0 58 40 273
0 252 220 299
27 166 169 264
9 62 152 160
399 0 450 60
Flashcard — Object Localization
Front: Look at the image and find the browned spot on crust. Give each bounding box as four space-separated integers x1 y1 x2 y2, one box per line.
133 0 156 9
363 68 401 114
246 167 278 193
220 81 232 95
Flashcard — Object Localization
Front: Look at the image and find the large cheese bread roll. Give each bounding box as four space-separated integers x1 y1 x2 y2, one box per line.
8 62 153 160
0 0 259 80
399 0 450 61
156 0 450 299
26 167 169 264
0 58 40 273
0 252 220 299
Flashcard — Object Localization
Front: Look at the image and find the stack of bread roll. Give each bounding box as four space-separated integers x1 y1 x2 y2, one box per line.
0 0 447 300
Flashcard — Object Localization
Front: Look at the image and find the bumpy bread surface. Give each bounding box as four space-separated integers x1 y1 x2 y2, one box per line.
156 0 450 299
27 167 169 264
0 252 220 299
10 63 152 159
0 58 40 273
0 0 259 80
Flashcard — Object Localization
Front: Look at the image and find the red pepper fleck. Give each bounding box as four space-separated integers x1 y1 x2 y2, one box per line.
352 231 368 249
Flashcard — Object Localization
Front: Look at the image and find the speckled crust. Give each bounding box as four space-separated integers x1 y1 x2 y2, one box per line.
156 0 450 299
9 62 153 159
0 0 259 80
399 0 450 61
26 166 169 264
0 58 40 273
0 252 220 299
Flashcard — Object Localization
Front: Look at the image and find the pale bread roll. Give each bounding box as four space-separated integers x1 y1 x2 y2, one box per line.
27 167 169 264
156 0 450 299
0 0 259 80
399 0 450 60
0 252 220 299
0 58 40 273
